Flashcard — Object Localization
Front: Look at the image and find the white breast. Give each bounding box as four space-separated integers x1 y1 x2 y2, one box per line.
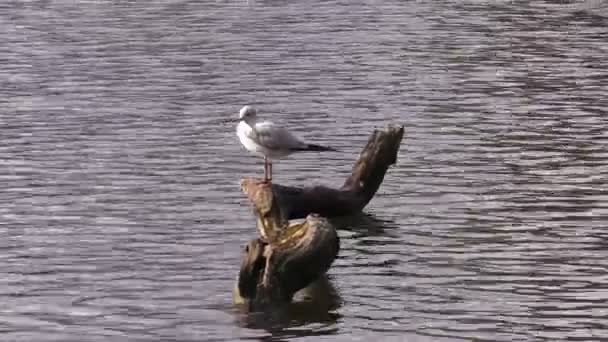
237 121 264 157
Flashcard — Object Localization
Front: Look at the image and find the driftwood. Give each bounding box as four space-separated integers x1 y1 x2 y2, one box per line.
236 179 340 308
235 125 404 308
274 125 405 219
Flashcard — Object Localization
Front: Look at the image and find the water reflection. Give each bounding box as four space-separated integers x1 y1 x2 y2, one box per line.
332 213 400 239
235 276 342 340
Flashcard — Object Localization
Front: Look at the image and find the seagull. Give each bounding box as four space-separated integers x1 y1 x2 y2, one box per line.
236 105 336 182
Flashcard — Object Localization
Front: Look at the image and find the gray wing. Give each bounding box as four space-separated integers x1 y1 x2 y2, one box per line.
252 121 307 150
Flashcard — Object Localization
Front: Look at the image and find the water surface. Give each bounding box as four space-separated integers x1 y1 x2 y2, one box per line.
2 0 608 341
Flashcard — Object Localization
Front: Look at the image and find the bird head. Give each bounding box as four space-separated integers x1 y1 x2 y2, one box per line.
238 105 257 123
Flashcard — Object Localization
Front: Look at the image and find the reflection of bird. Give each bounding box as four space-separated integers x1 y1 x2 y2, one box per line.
236 105 336 182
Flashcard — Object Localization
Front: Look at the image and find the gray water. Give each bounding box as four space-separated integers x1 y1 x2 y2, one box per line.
2 0 608 341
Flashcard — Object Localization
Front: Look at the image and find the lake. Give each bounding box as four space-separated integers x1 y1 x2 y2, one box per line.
1 0 608 341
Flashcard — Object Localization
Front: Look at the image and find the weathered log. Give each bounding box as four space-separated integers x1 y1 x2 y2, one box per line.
274 125 404 219
235 126 403 308
236 178 339 308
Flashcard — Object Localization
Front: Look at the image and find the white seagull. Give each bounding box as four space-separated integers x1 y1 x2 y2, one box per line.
236 105 336 182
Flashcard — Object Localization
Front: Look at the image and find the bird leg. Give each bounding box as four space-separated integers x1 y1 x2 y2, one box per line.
268 161 273 182
263 156 269 182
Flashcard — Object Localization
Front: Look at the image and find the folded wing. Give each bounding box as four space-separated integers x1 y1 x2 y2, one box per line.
253 121 307 150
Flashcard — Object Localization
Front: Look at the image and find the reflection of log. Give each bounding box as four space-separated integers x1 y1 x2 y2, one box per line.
235 126 403 308
274 125 404 219
234 275 341 328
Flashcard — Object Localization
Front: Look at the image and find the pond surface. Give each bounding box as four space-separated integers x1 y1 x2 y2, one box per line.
1 0 608 341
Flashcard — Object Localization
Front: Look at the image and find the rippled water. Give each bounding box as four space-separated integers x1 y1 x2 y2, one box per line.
2 0 608 341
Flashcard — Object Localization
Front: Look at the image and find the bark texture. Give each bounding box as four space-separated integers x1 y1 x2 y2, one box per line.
274 125 404 219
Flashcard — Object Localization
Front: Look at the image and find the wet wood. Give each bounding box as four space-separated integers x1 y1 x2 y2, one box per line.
273 125 404 219
236 179 340 308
